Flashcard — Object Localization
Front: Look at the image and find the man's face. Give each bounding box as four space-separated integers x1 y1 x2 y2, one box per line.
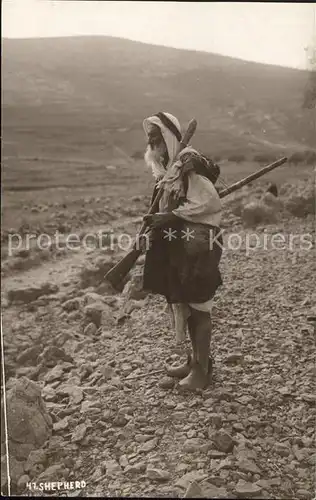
147 125 167 156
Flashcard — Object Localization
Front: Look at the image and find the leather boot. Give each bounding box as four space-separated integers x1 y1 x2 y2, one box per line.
179 309 212 390
165 310 197 379
178 361 209 390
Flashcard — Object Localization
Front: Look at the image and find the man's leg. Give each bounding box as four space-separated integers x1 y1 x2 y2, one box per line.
179 308 212 390
165 306 197 378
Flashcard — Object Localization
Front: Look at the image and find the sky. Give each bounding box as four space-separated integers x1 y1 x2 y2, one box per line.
2 0 316 69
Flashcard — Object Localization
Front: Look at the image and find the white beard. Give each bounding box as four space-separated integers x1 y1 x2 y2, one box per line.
144 145 167 180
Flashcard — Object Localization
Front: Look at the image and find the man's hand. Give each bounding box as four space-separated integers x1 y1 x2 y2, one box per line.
143 212 179 230
134 230 153 253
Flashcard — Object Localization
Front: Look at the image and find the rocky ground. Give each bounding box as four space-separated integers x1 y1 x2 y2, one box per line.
1 185 315 498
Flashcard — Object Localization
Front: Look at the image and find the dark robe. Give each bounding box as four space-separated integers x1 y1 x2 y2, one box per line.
142 153 223 304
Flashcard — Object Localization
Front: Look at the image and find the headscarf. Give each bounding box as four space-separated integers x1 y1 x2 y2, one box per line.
143 112 182 170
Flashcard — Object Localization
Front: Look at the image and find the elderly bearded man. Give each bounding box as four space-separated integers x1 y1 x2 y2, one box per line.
140 112 223 391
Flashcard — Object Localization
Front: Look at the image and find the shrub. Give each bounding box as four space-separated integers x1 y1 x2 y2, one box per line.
242 201 278 227
289 151 316 165
284 187 315 217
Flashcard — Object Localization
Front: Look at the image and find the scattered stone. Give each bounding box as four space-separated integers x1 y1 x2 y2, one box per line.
119 455 129 468
139 437 158 453
125 462 146 474
71 423 87 443
62 298 82 312
24 449 48 473
224 352 244 364
1 455 25 488
234 479 262 497
237 459 262 475
301 393 316 404
200 482 229 498
53 416 70 432
183 481 204 498
17 474 31 491
38 346 73 366
208 413 223 429
274 442 290 457
105 459 122 478
175 471 208 490
43 365 64 382
7 283 59 304
146 467 171 481
4 377 52 460
84 322 98 336
69 387 84 405
159 377 175 389
84 302 112 327
122 271 148 300
37 463 65 482
297 489 313 499
17 346 43 366
207 450 227 459
211 430 235 453
183 438 205 453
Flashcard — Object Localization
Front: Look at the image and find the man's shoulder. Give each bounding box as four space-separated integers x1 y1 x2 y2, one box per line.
179 149 220 185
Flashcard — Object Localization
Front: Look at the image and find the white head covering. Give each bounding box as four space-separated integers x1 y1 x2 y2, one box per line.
143 112 181 169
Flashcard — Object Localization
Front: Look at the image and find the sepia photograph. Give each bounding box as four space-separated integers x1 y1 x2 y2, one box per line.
1 0 316 497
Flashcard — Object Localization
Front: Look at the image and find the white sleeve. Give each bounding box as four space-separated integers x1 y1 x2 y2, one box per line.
172 172 222 222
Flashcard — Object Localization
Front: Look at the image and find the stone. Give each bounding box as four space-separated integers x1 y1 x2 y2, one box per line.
301 393 316 404
208 413 223 429
122 271 148 301
69 387 84 405
224 352 244 364
24 449 48 472
17 346 43 366
84 302 112 327
211 430 235 453
183 438 206 453
297 489 313 499
84 322 98 336
7 283 59 304
234 480 262 497
105 459 122 477
2 377 52 461
17 474 31 491
175 471 208 490
183 481 204 498
207 450 227 459
119 455 129 468
37 463 65 482
62 298 82 312
159 377 175 389
201 482 229 498
71 423 87 443
124 462 146 474
237 459 262 475
274 442 290 457
53 416 70 432
1 455 25 488
146 467 171 481
38 346 73 366
139 437 158 453
43 365 64 382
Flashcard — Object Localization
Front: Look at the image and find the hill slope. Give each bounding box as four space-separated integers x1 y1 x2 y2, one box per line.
2 36 315 190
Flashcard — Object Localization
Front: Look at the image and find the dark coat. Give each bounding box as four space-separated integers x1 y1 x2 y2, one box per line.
142 154 223 304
